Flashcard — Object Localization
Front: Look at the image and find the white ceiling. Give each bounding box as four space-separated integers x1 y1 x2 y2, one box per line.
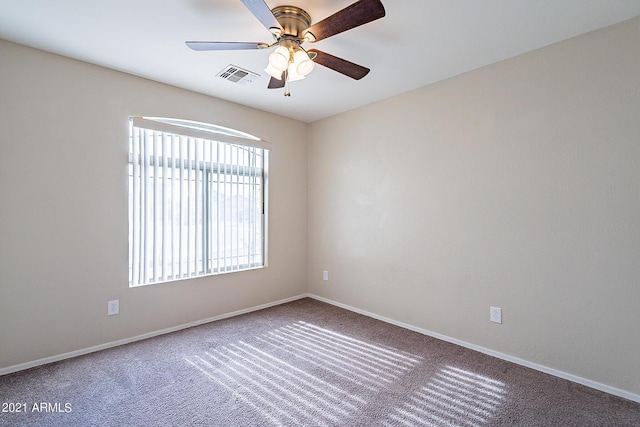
1 0 639 123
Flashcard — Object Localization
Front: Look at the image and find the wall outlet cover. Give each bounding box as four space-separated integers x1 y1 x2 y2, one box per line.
108 300 120 316
490 306 502 324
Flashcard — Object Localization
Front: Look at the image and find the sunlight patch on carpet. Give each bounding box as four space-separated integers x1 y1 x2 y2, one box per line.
185 320 423 426
385 366 506 426
259 321 423 391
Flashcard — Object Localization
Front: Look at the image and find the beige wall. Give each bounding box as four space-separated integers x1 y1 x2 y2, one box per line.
308 17 640 395
0 40 308 369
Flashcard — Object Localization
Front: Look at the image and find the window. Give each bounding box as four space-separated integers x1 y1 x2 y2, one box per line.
128 117 268 287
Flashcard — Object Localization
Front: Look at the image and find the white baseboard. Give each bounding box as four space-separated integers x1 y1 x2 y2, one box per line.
0 294 308 377
307 293 640 404
3 292 638 404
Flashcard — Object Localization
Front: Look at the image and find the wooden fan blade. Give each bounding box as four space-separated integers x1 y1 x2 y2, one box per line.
268 77 285 89
267 71 286 89
186 41 268 51
302 0 385 42
308 49 370 80
240 0 282 32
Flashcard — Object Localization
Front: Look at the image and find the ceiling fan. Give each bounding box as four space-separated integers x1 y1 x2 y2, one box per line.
186 0 385 96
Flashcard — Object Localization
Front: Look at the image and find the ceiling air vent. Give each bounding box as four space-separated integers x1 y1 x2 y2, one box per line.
217 65 259 86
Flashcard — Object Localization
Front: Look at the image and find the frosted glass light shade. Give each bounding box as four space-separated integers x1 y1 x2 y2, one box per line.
287 62 305 82
269 46 290 71
264 63 284 80
293 50 315 76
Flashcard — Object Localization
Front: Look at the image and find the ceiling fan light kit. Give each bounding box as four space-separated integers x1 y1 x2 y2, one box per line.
263 39 314 82
186 0 386 96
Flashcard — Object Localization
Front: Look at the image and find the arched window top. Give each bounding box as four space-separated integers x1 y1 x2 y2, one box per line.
143 117 261 141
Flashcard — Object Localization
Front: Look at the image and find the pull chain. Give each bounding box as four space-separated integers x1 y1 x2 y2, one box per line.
284 69 291 97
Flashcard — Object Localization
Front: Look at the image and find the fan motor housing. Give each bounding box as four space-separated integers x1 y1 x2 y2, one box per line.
272 5 311 37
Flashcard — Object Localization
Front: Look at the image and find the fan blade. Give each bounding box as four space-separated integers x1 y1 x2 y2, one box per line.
268 77 285 89
302 0 385 42
267 71 286 89
186 41 268 51
240 0 282 32
308 49 370 80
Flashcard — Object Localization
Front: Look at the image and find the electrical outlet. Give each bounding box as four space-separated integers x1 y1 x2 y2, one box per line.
108 300 120 316
490 306 502 324
322 270 329 281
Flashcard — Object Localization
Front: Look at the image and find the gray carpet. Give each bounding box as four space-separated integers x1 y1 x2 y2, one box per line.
1 298 638 426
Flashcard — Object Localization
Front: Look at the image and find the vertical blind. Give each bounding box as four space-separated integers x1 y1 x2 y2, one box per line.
128 119 267 286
